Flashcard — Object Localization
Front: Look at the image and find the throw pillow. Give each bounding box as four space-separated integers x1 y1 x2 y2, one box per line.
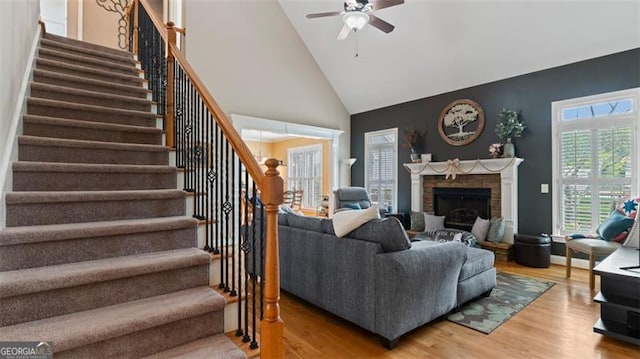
487 217 505 242
343 203 362 210
423 213 445 231
349 217 411 252
331 206 380 238
410 211 425 232
617 197 639 219
597 210 634 241
471 217 491 242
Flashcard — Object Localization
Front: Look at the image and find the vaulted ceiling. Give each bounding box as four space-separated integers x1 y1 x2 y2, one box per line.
278 0 640 114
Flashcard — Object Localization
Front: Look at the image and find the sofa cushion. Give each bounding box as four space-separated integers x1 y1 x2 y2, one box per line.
471 217 491 242
410 211 425 232
424 213 445 230
349 217 411 252
460 247 495 281
486 217 505 242
288 214 324 233
321 218 335 235
278 213 288 226
332 206 380 238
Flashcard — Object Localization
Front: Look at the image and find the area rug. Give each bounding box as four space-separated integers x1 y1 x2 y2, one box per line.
447 272 555 334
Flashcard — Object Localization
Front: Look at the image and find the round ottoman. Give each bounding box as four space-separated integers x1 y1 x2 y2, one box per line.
514 234 551 268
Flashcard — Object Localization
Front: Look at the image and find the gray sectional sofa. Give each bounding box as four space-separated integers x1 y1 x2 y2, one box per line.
252 212 496 349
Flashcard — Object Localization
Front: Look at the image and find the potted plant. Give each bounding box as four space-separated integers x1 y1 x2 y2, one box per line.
403 127 428 162
495 108 525 157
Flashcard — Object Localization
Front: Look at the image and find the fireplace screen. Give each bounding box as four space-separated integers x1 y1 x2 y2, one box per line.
433 187 491 230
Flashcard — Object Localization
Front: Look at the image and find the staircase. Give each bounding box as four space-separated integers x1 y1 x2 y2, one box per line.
0 33 246 358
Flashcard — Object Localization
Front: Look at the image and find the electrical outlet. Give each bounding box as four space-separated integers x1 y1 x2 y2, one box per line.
541 184 549 193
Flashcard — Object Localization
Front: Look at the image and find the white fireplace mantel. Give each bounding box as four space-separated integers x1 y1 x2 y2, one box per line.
404 158 524 243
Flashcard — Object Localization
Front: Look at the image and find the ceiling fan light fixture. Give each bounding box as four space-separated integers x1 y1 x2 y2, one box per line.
343 12 369 31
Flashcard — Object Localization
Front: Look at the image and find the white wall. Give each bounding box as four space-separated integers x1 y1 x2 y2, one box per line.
184 0 351 187
0 0 40 227
0 0 39 157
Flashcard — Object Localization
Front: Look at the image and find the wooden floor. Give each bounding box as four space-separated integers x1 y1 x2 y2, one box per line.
279 262 640 358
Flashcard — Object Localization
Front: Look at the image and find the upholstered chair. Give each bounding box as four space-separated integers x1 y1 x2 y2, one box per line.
333 187 373 213
565 198 638 290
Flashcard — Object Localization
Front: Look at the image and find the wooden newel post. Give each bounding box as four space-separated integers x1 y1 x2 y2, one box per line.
132 0 139 54
165 21 176 149
261 158 284 359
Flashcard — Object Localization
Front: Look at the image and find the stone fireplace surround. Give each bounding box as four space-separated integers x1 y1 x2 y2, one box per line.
404 158 523 244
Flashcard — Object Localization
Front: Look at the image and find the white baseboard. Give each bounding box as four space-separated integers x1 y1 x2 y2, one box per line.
0 25 41 229
551 254 590 270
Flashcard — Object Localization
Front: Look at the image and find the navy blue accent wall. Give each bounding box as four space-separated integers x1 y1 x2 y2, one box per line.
351 49 640 238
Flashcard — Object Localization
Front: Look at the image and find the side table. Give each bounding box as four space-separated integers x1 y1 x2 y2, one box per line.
479 241 514 262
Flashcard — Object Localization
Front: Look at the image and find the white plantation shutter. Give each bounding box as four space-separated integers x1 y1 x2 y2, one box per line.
553 89 639 235
287 144 322 208
365 129 398 211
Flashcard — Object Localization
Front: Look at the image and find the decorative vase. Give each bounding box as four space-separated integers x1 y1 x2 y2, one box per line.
503 138 515 158
410 149 421 163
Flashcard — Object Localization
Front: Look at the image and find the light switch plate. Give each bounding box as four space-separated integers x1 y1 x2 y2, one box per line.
541 184 549 193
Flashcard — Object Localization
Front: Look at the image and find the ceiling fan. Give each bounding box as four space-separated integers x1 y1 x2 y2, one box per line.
306 0 404 40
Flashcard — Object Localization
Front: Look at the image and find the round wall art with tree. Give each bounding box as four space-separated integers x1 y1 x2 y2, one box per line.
437 99 485 146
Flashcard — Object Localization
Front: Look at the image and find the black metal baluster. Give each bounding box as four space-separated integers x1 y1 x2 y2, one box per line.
259 200 265 321
250 181 259 349
230 150 237 297
241 166 250 342
214 124 220 255
223 141 231 292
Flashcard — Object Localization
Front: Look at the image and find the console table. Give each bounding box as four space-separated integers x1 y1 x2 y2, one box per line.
593 247 640 345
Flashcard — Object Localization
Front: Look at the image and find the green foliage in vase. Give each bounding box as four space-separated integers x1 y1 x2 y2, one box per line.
495 108 526 139
403 127 428 152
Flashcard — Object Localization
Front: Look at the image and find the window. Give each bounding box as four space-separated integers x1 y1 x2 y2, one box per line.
365 128 398 212
287 144 322 209
552 88 639 235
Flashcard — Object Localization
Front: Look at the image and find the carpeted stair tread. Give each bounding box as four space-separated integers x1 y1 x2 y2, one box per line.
13 161 175 174
12 162 177 191
0 217 198 271
0 248 209 298
18 135 167 153
43 32 132 57
35 58 144 86
0 287 226 352
40 38 136 66
33 68 150 99
30 82 153 112
141 335 247 359
18 135 168 165
23 114 162 144
0 216 197 247
5 189 187 226
6 189 185 204
38 47 140 76
27 97 157 127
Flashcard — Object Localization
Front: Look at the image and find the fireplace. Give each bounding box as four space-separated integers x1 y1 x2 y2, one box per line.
405 158 523 243
434 188 491 230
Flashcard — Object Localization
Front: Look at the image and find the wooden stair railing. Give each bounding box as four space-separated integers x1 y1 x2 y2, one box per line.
127 1 284 357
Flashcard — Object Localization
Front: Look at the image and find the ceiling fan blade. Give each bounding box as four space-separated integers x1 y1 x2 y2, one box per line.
370 0 404 11
306 11 342 19
337 24 351 40
368 14 395 33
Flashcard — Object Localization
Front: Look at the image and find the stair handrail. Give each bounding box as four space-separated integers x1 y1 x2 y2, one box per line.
128 1 284 357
